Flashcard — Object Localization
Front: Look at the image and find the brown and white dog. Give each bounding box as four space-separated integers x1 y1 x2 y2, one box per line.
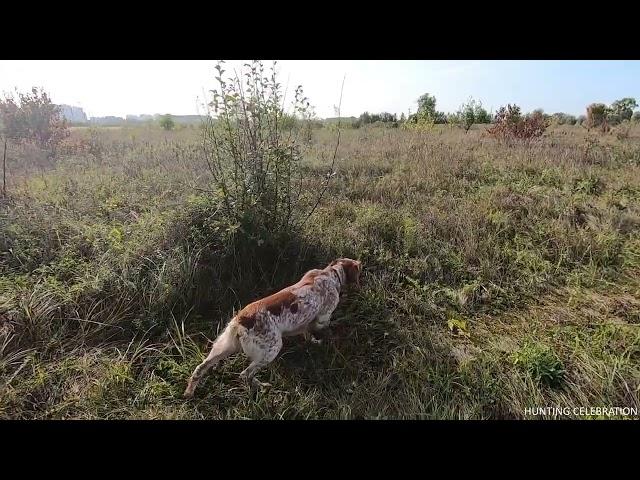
184 258 362 398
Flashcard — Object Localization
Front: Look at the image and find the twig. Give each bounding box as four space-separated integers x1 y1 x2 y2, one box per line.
4 355 32 387
2 137 6 198
191 185 217 194
298 74 345 228
270 75 346 285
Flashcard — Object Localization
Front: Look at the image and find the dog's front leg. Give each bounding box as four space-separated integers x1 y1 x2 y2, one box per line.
303 330 323 344
314 313 332 330
305 314 332 344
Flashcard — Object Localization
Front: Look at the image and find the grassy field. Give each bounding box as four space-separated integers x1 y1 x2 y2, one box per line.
1 123 640 419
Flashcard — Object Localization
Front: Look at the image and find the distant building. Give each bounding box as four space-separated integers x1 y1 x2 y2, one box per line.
53 104 207 126
68 112 207 127
58 105 88 123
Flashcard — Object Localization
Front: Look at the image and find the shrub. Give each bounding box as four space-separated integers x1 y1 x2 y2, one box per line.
586 103 610 132
0 87 69 150
201 61 337 239
614 120 632 140
475 106 492 124
446 112 460 127
487 104 548 141
511 341 565 387
585 99 637 131
551 112 577 125
159 114 175 131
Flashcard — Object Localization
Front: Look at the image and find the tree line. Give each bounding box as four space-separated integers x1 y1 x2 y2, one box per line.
352 94 639 133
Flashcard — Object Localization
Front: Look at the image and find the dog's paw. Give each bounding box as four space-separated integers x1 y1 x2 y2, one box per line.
248 378 272 395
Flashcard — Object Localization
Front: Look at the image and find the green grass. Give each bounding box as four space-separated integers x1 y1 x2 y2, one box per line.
2 124 640 419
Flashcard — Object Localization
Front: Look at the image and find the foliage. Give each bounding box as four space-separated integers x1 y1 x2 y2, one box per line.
0 87 69 149
451 97 491 133
487 104 548 141
355 112 398 128
586 104 610 132
550 112 577 125
609 98 637 124
405 93 447 126
159 114 175 131
511 342 565 387
614 120 632 140
202 60 335 238
2 87 640 420
586 99 637 131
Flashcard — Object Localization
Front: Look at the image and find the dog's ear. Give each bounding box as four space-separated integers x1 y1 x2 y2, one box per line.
343 261 360 286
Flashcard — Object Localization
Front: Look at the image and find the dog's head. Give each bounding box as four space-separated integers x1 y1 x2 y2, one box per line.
331 258 362 289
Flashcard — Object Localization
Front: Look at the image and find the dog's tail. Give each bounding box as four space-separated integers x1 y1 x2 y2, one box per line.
209 317 241 357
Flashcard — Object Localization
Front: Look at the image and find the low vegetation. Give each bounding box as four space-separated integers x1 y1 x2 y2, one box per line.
1 70 640 419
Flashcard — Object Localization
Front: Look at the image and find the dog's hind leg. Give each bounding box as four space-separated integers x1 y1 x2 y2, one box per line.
184 322 240 399
239 360 271 391
239 333 282 391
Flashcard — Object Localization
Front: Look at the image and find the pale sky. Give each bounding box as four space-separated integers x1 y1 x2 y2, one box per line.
0 60 638 119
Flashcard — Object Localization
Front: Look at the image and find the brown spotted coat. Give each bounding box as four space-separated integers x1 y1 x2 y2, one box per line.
184 258 362 397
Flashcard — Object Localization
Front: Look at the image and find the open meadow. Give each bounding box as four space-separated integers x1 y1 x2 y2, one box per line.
1 121 640 419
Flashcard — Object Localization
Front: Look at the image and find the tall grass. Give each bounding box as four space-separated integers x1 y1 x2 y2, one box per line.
1 121 640 419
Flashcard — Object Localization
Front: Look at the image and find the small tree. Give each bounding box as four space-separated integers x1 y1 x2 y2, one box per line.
633 111 640 123
202 61 338 236
405 93 448 128
417 93 437 119
159 114 175 131
475 105 491 124
454 97 489 133
0 87 69 149
459 101 475 133
609 97 637 124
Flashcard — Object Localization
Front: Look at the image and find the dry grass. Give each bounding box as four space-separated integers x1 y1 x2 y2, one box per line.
1 123 640 419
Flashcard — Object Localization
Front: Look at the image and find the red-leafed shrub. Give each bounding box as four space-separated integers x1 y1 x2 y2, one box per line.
487 104 548 141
